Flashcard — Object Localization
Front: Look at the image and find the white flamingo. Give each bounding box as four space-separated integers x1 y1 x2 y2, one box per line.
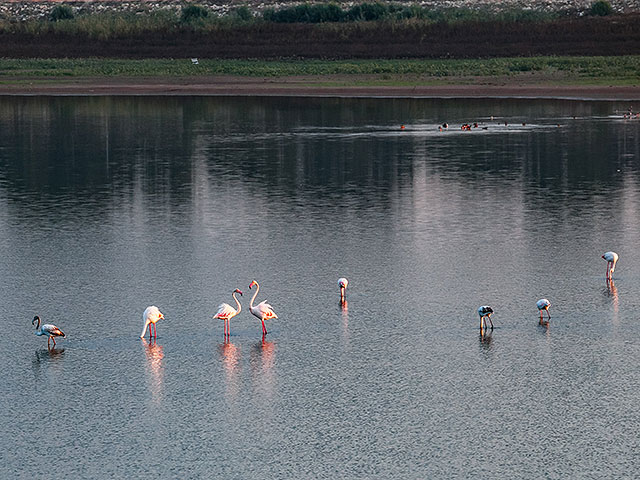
602 251 619 279
338 277 348 302
477 306 494 330
140 306 164 338
33 315 65 347
536 298 551 321
248 280 277 336
213 289 243 336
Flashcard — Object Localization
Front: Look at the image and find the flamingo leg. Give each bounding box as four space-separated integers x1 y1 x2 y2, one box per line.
47 336 51 347
546 309 551 320
480 317 484 330
153 322 157 337
488 316 494 330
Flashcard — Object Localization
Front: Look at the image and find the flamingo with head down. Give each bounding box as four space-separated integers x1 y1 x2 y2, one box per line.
602 251 619 280
140 306 164 338
32 316 65 348
248 280 277 336
338 277 348 302
536 298 551 322
213 289 243 336
477 306 494 330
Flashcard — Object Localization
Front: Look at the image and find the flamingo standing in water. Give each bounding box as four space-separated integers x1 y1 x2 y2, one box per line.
248 280 277 336
32 316 65 348
140 306 164 338
338 277 348 302
213 289 243 336
536 298 551 321
477 306 494 330
602 251 619 279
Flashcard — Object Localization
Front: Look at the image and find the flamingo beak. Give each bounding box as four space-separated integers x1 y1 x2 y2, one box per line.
159 313 165 319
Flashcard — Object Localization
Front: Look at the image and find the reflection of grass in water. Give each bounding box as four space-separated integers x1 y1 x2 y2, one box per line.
0 56 639 86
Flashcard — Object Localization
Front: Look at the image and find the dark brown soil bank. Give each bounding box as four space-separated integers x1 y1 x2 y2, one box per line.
1 14 640 59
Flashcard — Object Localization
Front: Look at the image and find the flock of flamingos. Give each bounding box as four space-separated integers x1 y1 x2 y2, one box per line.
33 254 619 348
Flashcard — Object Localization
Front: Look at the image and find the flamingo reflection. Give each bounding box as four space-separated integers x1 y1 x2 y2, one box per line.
250 337 276 399
141 337 164 403
219 340 241 398
606 278 619 314
479 329 493 350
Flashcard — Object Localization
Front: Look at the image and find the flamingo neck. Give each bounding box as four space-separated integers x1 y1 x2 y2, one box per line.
233 291 242 314
249 282 260 311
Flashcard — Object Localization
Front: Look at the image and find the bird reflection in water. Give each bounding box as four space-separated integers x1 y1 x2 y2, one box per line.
32 347 65 383
478 329 493 351
340 300 349 344
605 278 619 309
219 340 241 399
250 337 276 401
141 337 164 404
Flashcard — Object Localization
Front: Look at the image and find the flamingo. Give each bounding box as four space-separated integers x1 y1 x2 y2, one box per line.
536 298 551 321
140 306 164 338
602 251 619 279
338 277 348 302
248 280 277 336
32 316 65 348
477 306 494 330
213 289 243 336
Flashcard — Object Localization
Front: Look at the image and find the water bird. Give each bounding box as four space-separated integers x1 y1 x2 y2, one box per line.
477 306 494 330
140 306 164 338
338 277 348 302
213 289 243 337
602 251 619 279
536 298 551 322
191 58 199 65
32 316 65 348
249 280 277 336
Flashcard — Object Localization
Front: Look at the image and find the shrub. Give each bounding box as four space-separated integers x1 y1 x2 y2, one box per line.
50 5 74 22
590 0 613 16
181 5 208 22
233 5 253 21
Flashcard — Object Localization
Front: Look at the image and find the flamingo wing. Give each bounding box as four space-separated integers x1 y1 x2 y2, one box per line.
43 324 65 337
214 303 237 319
257 301 278 319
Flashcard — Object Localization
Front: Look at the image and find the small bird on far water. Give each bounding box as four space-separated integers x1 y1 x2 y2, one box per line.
32 315 65 348
536 298 551 322
249 280 277 336
338 277 348 303
477 306 494 330
213 289 243 337
602 251 619 280
140 306 164 338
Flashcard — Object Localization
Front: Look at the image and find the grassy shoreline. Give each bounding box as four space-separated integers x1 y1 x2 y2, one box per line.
1 56 639 86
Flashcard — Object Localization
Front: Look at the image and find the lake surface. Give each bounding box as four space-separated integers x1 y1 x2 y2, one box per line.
1 96 640 478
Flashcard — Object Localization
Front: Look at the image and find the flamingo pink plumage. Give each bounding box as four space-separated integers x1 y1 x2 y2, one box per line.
213 289 243 337
33 315 65 348
248 280 277 336
140 306 164 338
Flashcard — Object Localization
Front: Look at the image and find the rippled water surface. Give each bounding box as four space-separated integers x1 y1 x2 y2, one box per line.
2 96 640 478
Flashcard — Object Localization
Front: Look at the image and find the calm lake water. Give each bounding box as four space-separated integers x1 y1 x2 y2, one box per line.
1 96 640 478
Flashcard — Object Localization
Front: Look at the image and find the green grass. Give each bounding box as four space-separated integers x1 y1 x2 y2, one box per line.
1 57 639 85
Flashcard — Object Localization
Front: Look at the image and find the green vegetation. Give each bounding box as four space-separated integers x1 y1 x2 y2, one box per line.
0 2 583 39
181 4 209 22
49 5 75 22
262 2 561 23
1 56 638 85
590 0 614 16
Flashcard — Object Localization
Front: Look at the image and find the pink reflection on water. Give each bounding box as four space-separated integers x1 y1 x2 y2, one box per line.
219 340 241 399
142 338 164 404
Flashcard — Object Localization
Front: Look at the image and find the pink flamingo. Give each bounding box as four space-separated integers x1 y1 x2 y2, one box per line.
602 251 619 280
338 277 348 302
536 298 551 322
140 306 164 338
248 280 277 336
32 316 65 348
213 289 243 336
